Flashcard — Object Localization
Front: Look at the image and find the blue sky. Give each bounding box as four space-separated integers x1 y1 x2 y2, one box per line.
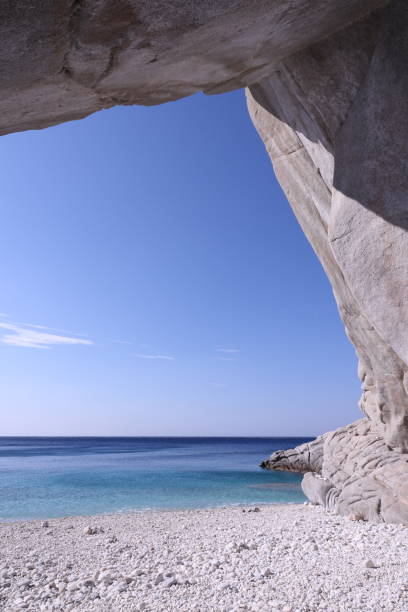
0 89 361 436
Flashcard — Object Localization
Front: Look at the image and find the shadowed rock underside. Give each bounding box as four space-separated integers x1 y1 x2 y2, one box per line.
0 0 387 135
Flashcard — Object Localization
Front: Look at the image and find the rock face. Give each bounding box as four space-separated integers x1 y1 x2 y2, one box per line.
2 0 408 522
251 0 408 522
0 0 386 135
261 420 408 524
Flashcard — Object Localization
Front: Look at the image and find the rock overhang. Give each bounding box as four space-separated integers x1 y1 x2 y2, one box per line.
0 0 388 135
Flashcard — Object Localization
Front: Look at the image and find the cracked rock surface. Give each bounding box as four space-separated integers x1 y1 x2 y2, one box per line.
262 419 408 524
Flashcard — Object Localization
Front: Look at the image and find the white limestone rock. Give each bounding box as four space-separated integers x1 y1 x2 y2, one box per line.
252 1 408 524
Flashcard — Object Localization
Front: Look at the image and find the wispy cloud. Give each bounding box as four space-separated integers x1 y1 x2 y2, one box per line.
135 353 175 361
0 314 88 337
0 321 93 350
216 347 239 361
15 322 88 337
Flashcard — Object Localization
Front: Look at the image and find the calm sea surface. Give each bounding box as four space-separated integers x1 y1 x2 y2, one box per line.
0 437 310 520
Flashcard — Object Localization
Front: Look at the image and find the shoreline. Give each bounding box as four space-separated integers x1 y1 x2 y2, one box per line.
1 503 408 611
0 501 301 525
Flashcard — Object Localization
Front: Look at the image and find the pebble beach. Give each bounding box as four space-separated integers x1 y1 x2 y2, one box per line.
1 503 408 612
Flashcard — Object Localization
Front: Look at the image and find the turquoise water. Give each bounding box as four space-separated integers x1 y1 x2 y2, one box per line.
0 437 309 520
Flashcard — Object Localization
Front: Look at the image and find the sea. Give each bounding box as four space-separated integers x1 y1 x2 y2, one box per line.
0 437 310 520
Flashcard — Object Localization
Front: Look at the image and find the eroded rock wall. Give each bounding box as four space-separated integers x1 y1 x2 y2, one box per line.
252 1 408 522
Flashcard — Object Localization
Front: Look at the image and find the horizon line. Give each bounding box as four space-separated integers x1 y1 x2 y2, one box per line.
0 434 315 439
